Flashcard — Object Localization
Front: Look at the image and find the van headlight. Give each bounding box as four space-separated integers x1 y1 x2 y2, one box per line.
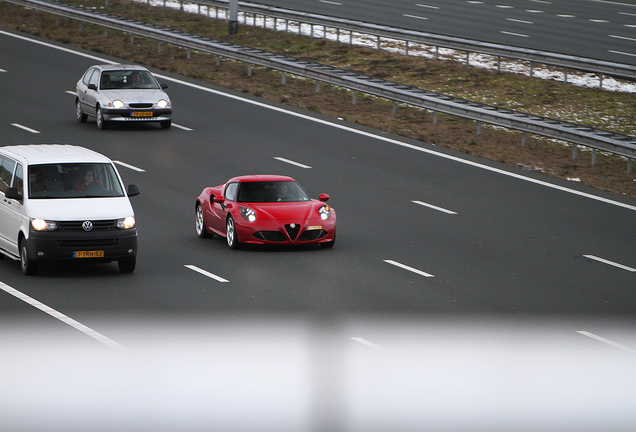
31 219 57 231
117 216 136 229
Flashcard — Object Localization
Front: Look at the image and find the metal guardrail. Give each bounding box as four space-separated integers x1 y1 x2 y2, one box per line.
5 0 636 169
189 0 636 84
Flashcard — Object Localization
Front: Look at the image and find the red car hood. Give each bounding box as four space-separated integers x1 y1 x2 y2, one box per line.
249 201 320 221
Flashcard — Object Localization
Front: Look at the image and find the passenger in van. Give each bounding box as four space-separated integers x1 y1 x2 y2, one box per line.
74 170 103 190
29 169 47 193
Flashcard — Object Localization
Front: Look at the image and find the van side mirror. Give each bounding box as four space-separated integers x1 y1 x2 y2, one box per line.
127 184 140 197
5 187 22 201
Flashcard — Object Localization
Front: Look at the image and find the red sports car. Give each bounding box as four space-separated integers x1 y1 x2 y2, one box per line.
195 175 336 249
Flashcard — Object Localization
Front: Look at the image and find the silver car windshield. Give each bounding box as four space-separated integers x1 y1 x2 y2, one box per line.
100 70 160 90
28 163 125 199
236 181 310 203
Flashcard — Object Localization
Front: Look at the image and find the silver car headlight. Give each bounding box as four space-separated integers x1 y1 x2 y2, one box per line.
239 207 256 222
157 99 169 108
112 100 124 109
117 216 136 229
31 219 57 231
318 205 332 220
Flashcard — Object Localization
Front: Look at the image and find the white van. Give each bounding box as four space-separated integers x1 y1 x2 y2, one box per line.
0 145 139 275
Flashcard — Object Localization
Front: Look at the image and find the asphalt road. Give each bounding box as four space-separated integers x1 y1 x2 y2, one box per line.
1 28 636 431
252 0 636 65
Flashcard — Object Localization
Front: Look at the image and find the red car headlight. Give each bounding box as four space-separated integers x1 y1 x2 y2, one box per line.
240 207 256 222
319 205 331 220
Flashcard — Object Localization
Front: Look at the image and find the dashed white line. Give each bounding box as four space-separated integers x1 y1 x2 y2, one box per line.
583 255 636 272
274 157 312 169
557 14 576 18
609 49 636 57
11 123 40 134
618 11 636 16
351 337 388 351
319 0 342 4
577 331 636 353
412 200 457 214
65 90 75 96
403 14 429 20
500 30 530 37
0 281 126 350
506 17 533 24
589 19 609 22
415 4 440 9
185 264 230 282
496 5 514 8
114 160 146 172
384 260 434 278
526 9 545 13
171 123 193 131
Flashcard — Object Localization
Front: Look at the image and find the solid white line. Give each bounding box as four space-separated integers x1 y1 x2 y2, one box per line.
577 331 636 353
11 123 40 134
403 14 429 20
384 260 434 277
500 30 530 37
3 30 636 213
171 123 193 131
185 265 229 282
114 160 146 172
274 157 312 168
583 255 636 272
0 281 127 350
412 200 457 214
351 337 388 351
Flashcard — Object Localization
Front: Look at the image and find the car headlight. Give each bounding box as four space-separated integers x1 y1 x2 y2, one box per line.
239 207 256 222
31 219 57 231
117 216 136 229
112 100 124 109
157 99 169 108
318 205 331 220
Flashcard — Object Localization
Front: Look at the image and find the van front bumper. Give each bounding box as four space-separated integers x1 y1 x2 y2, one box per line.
26 228 137 262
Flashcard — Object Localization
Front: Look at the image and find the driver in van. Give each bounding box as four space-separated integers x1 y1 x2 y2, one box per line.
74 169 103 190
29 168 47 192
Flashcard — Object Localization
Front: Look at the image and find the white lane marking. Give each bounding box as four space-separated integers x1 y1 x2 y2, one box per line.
0 281 127 350
319 0 342 4
171 123 192 131
185 264 230 282
624 24 636 27
618 11 636 16
403 14 429 20
65 90 75 95
589 0 636 7
500 30 530 37
412 200 457 214
466 1 484 4
4 30 636 213
274 157 312 169
384 260 434 278
577 331 636 353
496 5 514 8
0 68 6 72
529 0 551 3
11 123 40 134
557 14 576 18
351 337 388 351
609 34 636 41
609 49 636 57
506 18 533 24
526 9 545 13
589 19 609 22
583 255 636 272
114 160 146 172
415 4 440 9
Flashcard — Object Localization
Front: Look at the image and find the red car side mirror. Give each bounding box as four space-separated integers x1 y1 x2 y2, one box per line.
319 193 329 202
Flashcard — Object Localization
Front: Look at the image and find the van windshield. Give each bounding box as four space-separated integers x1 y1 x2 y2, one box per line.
28 163 125 199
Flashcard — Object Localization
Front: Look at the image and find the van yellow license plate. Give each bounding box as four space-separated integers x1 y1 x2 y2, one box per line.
132 111 153 117
74 251 104 258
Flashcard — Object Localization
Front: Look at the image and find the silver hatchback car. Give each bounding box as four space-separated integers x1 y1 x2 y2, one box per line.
76 64 172 129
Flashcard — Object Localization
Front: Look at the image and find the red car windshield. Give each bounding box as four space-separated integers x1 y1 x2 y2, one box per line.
236 181 310 203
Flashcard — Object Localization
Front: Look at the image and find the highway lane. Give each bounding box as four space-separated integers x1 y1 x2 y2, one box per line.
1 29 636 329
2 28 636 431
251 0 636 65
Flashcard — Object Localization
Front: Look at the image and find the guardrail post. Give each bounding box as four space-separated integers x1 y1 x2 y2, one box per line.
55 16 59 26
316 80 321 93
229 0 238 35
130 33 134 44
392 101 397 116
433 112 438 124
179 0 183 12
598 73 604 89
377 36 380 50
310 24 314 38
248 64 252 77
564 67 568 84
353 90 357 105
592 149 597 166
282 72 286 84
104 28 108 38
529 61 533 78
466 51 470 67
476 121 481 135
157 41 161 53
628 159 632 174
435 46 439 61
405 41 409 56
216 55 221 67
522 132 526 147
497 56 501 72
572 144 577 160
80 22 83 32
187 48 191 59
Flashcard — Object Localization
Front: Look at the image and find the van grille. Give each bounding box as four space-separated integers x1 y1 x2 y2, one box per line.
56 220 117 230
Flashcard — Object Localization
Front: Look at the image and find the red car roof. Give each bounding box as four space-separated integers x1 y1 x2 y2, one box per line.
228 175 295 183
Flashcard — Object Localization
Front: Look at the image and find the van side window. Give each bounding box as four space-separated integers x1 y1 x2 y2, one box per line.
0 155 16 193
13 163 24 196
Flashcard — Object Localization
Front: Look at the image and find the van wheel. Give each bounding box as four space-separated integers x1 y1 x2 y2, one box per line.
20 238 38 276
96 106 108 130
118 257 136 273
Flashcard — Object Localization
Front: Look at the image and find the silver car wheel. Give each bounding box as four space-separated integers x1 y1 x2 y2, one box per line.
76 100 87 123
195 204 209 238
96 106 108 130
226 216 241 249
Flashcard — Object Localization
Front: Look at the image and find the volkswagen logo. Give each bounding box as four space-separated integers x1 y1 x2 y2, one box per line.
82 221 93 232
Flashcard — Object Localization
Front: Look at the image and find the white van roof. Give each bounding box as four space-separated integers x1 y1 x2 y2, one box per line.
0 145 111 165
